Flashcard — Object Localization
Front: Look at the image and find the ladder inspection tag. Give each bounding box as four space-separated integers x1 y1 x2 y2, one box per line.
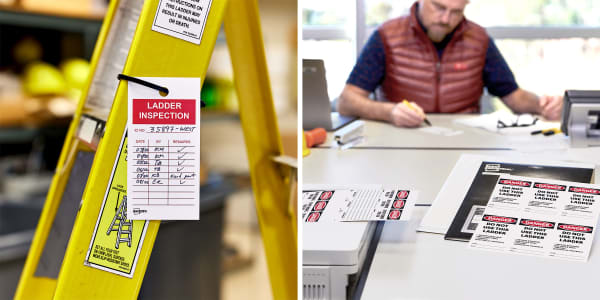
127 77 201 220
151 0 212 44
85 131 149 278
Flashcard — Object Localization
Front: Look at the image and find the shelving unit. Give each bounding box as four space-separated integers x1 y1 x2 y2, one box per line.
0 6 103 62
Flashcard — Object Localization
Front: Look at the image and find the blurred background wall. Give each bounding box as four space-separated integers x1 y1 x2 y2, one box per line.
303 0 600 112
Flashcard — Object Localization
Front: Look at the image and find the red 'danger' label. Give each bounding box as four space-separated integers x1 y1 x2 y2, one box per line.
499 179 531 187
519 219 555 228
319 191 334 200
306 212 321 222
534 183 566 191
313 201 327 211
557 223 593 233
133 99 196 125
392 200 405 209
396 190 409 199
483 214 518 224
568 186 600 195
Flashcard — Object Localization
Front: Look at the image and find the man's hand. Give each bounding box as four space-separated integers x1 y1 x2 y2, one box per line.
502 89 564 121
538 95 563 121
389 101 425 127
338 84 427 127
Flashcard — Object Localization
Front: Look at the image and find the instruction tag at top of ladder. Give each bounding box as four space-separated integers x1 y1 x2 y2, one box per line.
127 77 201 220
152 0 213 44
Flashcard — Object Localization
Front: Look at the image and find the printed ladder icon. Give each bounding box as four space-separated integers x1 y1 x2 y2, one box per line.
107 196 132 249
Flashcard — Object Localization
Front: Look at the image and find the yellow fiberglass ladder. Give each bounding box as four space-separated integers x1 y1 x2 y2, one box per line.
14 0 297 299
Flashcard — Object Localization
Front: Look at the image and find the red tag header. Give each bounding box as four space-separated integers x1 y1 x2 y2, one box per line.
133 99 196 125
569 186 600 195
483 215 518 224
520 219 555 228
499 179 531 187
534 183 566 191
558 223 593 233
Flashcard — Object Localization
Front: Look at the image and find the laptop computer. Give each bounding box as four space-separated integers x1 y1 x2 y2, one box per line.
303 59 357 131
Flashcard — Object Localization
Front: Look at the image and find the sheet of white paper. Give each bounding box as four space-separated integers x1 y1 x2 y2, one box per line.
453 111 508 132
417 154 596 234
453 111 559 136
418 126 463 137
127 77 201 220
468 175 600 262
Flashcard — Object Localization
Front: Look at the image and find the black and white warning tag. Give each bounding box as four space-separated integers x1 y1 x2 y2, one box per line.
526 182 565 212
469 213 519 252
469 175 600 262
562 186 600 218
487 178 532 210
152 0 212 44
509 217 555 256
547 223 594 260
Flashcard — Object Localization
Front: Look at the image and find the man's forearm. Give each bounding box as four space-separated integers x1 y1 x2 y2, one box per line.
502 88 541 115
338 85 395 122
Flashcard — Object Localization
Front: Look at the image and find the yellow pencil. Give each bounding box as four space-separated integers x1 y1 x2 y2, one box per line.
403 99 432 126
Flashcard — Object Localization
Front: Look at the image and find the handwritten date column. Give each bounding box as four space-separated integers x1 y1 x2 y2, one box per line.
131 138 149 204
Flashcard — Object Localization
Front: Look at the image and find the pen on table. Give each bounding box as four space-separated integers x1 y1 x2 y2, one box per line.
402 99 432 126
531 128 562 136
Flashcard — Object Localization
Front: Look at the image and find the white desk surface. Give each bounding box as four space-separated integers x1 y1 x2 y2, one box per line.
303 148 599 205
303 148 512 205
324 114 570 150
303 115 600 299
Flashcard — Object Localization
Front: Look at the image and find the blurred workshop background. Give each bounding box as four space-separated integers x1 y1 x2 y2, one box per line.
0 0 296 299
303 0 600 113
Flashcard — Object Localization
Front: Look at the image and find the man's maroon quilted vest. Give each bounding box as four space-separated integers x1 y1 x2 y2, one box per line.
379 3 489 113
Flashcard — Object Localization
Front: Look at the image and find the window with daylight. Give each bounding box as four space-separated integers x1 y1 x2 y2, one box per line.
303 0 600 105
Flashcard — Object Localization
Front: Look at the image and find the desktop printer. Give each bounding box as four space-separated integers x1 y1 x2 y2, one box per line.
561 90 600 147
303 212 378 299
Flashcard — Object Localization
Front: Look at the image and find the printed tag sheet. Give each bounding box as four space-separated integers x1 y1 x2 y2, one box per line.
303 185 417 222
469 175 600 262
337 188 417 221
